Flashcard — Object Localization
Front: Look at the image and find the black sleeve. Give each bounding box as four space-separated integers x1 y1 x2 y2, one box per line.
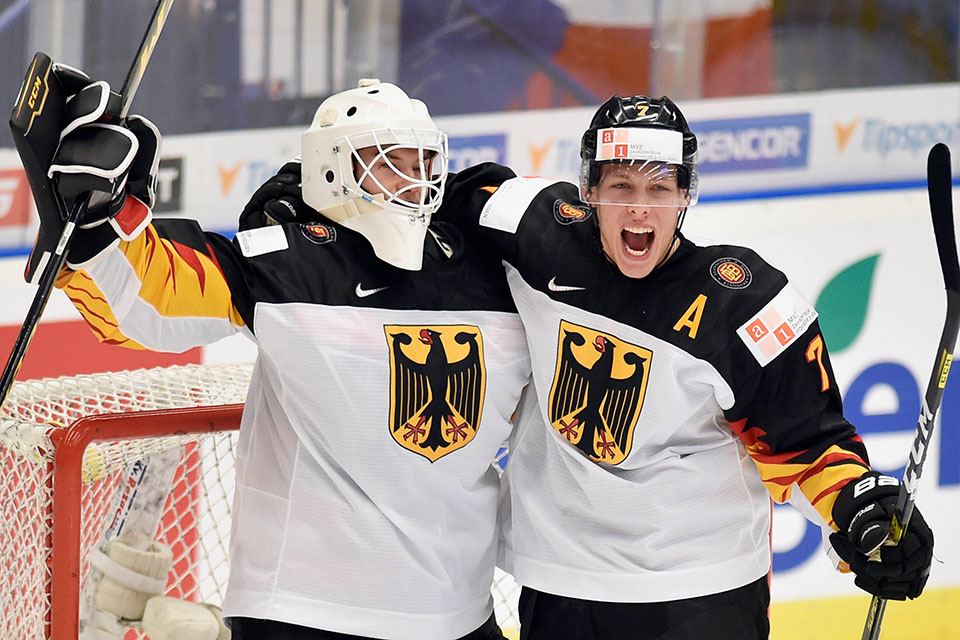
435 162 520 260
717 275 871 525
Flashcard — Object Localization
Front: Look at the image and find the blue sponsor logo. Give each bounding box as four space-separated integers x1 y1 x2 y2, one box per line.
447 134 507 173
859 119 960 156
694 113 810 173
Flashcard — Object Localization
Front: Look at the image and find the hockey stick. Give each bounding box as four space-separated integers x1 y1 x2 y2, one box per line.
5 2 176 638
861 142 960 640
1 0 174 408
70 6 180 637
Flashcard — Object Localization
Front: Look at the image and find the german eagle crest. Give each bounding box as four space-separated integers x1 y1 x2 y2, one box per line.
385 325 486 462
549 320 652 464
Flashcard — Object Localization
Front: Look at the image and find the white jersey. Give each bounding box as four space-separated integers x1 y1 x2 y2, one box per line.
498 279 771 602
446 167 870 603
59 214 531 639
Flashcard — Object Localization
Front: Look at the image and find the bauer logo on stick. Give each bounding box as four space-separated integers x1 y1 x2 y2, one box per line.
385 325 486 462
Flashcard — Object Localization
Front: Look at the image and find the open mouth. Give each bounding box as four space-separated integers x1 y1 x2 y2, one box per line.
621 225 653 257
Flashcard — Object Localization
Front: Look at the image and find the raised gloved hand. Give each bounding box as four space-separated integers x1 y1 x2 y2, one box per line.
830 471 934 600
238 160 311 230
11 56 161 276
48 78 160 242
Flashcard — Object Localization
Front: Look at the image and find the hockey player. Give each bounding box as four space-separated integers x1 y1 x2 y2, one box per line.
426 95 934 639
22 67 530 640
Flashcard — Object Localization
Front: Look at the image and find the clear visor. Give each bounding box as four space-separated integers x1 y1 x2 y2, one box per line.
342 128 449 218
580 159 698 208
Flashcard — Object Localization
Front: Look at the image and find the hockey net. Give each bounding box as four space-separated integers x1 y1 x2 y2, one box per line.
0 363 520 640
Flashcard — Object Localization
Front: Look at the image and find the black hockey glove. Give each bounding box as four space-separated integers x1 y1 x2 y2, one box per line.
829 471 934 600
238 160 312 230
11 55 161 276
11 59 114 280
49 80 160 230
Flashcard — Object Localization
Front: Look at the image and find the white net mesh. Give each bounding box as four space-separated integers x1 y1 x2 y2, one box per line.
0 363 520 639
0 363 250 640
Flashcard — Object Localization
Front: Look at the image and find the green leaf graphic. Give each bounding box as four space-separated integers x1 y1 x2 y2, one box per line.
814 254 879 353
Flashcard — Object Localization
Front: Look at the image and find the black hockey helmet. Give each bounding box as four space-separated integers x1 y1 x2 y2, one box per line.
579 94 699 206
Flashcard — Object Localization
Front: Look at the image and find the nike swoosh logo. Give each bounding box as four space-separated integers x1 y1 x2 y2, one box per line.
548 277 586 292
356 283 389 298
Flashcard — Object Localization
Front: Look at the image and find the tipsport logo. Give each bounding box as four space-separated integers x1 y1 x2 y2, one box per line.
217 161 283 199
833 117 960 156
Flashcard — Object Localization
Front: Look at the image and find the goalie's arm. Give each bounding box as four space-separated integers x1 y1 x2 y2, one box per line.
15 83 257 353
56 215 251 353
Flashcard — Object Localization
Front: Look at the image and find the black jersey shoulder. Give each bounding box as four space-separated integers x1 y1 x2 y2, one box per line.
498 179 587 264
639 239 793 362
218 216 517 329
502 207 794 363
677 240 790 319
434 162 518 228
443 162 518 204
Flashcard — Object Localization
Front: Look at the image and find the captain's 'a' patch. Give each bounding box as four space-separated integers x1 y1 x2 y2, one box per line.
549 320 652 465
385 325 486 462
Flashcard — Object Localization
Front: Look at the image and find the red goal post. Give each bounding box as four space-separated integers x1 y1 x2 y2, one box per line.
0 363 520 639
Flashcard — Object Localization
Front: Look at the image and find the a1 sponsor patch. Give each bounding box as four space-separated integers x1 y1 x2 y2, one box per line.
553 199 592 225
596 127 683 164
737 283 818 367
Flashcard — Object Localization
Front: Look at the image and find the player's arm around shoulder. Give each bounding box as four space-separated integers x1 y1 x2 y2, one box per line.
436 163 572 262
435 162 517 227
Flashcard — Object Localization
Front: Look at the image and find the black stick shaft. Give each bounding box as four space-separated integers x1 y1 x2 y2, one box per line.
119 0 175 118
0 0 175 408
862 142 960 639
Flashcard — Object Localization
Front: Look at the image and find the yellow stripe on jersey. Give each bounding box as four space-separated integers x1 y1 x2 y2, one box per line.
731 417 869 527
56 224 245 349
57 268 150 350
748 445 868 526
124 226 244 325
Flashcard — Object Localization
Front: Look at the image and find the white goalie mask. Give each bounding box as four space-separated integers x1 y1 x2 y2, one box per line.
301 79 449 270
